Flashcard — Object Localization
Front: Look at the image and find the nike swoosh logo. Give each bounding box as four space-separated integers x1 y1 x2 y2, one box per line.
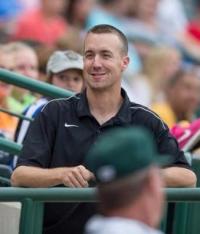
177 129 191 143
64 123 79 128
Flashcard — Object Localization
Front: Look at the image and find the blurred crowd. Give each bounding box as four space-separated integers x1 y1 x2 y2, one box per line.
0 0 200 142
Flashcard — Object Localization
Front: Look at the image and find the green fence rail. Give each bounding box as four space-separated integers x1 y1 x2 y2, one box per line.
0 187 199 202
0 187 200 234
0 69 74 98
0 107 33 121
0 137 22 155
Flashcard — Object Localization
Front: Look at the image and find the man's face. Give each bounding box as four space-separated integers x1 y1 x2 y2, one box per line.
52 69 83 93
83 33 129 91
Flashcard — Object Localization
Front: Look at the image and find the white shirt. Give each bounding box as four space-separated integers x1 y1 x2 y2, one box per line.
85 215 164 234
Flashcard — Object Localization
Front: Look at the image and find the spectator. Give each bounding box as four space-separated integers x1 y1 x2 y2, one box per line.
12 0 69 46
11 24 196 234
152 68 200 128
85 127 167 234
2 42 39 113
66 0 95 30
130 45 181 107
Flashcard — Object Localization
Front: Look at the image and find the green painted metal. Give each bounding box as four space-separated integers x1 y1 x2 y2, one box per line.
19 198 35 234
173 203 189 234
20 199 44 234
0 107 33 121
0 187 97 202
32 202 44 234
0 69 74 98
1 187 200 202
0 176 11 186
0 137 22 155
166 188 200 202
0 188 200 234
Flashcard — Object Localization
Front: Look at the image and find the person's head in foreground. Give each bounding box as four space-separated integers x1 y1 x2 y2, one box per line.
46 50 84 93
85 127 170 234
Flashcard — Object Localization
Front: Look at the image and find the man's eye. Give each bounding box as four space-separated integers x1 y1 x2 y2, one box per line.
103 54 111 58
85 54 93 59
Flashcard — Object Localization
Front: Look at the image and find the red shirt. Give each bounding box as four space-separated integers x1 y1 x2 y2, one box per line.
13 9 68 46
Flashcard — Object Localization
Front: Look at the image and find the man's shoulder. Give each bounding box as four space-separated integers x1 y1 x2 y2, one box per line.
41 94 80 112
129 102 167 131
130 102 160 118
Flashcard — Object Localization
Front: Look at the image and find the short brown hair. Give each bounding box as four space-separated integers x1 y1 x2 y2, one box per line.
86 24 128 55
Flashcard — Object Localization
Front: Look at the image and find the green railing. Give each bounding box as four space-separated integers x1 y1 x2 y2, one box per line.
1 187 200 202
0 69 74 122
0 107 33 121
0 187 200 234
0 137 22 155
0 69 74 98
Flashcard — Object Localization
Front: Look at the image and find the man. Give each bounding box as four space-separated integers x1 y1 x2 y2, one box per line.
85 127 166 234
11 25 196 234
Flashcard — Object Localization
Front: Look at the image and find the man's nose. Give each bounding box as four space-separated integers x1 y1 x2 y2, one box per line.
92 55 102 68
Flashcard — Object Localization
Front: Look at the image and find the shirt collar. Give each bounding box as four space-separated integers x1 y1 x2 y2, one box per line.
76 90 92 118
76 88 132 124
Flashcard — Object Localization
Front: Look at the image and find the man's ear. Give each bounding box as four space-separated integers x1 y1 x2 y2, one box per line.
121 56 130 71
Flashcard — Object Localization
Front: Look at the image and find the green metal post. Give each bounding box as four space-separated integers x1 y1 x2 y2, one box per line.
20 198 36 234
173 202 189 234
32 202 44 234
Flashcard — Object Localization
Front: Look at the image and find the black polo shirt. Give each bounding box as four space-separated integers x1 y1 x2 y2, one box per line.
17 89 190 234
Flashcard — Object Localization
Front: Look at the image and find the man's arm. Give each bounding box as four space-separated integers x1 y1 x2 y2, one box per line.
150 115 197 187
11 165 94 188
162 167 197 187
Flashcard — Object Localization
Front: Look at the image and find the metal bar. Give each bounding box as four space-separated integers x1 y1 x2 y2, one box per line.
32 202 44 234
0 137 22 155
20 200 44 234
0 107 33 121
0 69 74 98
0 188 200 202
0 187 97 202
20 198 37 234
166 188 200 202
173 203 189 234
0 176 11 186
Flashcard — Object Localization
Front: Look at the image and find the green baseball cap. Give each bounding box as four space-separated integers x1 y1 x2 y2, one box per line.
85 127 171 184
